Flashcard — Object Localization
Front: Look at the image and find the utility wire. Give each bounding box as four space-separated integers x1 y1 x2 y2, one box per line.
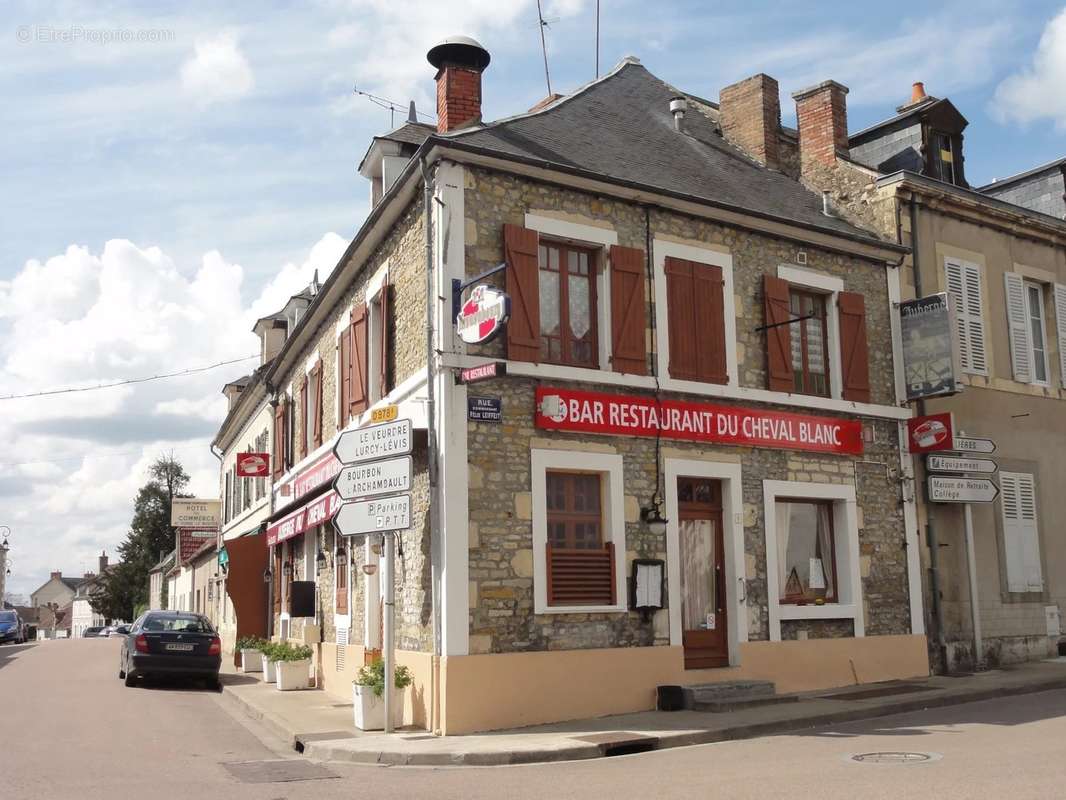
0 355 259 401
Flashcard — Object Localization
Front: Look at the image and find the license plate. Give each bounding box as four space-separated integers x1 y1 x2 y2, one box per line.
165 643 194 652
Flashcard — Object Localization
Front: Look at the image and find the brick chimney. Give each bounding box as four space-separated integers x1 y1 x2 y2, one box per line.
426 35 491 133
99 551 108 574
719 74 781 170
791 80 850 173
50 570 62 580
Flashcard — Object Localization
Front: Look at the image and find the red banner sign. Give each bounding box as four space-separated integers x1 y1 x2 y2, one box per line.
906 412 954 453
266 490 341 547
275 450 342 501
534 387 863 455
237 452 270 477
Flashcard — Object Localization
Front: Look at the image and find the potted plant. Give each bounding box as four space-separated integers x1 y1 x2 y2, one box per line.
352 660 412 730
260 642 279 683
236 636 264 673
274 643 314 691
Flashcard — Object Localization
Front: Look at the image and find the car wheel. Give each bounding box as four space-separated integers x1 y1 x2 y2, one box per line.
118 652 126 680
123 659 136 687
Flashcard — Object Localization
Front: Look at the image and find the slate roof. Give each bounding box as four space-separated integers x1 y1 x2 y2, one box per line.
444 60 886 245
383 121 434 147
976 156 1066 191
58 576 88 592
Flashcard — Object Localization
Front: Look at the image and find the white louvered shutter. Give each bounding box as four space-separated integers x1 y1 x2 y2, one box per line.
1004 272 1033 383
1054 284 1066 388
945 258 988 375
1000 472 1043 593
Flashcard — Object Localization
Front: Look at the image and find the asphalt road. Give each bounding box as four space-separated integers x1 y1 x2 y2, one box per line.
3 638 1066 799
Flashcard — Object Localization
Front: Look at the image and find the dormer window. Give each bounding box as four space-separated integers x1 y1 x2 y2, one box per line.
930 131 957 185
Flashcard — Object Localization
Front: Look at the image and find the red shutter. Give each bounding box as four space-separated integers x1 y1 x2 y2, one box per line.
312 365 323 448
838 291 871 403
297 378 308 460
764 275 794 392
609 245 647 375
273 398 286 480
694 261 727 384
666 257 697 380
379 276 390 397
338 331 350 428
349 306 369 416
504 223 540 362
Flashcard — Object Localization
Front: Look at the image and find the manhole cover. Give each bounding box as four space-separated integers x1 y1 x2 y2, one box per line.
222 759 339 783
850 752 939 764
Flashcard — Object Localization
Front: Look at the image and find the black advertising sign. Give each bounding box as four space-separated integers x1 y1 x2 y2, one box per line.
900 294 960 400
468 396 502 423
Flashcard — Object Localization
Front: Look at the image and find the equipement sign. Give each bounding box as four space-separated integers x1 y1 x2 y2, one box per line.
334 419 413 465
926 455 997 475
534 387 863 455
334 494 412 536
928 476 1000 503
333 456 412 502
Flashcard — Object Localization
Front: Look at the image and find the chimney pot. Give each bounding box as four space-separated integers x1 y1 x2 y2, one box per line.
50 570 61 580
98 551 108 574
427 35 491 133
669 97 687 132
911 81 927 104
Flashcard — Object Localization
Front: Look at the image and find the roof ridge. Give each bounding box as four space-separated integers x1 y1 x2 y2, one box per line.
977 155 1066 191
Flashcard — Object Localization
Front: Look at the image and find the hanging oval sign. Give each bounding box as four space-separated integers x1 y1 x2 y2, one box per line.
456 284 511 345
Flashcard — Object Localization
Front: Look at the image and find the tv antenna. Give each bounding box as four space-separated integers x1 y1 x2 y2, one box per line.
536 0 554 95
353 85 436 128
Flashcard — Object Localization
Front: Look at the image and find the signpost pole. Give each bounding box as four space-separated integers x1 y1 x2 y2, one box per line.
963 503 984 669
383 532 395 735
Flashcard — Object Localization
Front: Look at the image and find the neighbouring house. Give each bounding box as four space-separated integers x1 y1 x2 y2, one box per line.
71 552 118 637
772 77 1066 671
30 570 87 611
148 550 175 611
246 36 928 735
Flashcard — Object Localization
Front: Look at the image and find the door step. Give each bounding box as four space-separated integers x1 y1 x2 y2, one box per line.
681 680 787 712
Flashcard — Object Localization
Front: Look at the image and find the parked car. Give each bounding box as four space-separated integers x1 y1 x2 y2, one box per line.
108 625 130 638
0 611 24 644
119 611 221 689
82 626 105 638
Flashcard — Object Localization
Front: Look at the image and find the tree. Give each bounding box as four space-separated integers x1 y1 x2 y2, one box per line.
91 455 191 620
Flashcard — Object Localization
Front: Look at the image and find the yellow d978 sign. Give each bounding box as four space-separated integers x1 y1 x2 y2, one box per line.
371 404 399 423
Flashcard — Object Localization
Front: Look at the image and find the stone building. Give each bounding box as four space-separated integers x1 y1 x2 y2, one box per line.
251 36 928 734
776 77 1066 671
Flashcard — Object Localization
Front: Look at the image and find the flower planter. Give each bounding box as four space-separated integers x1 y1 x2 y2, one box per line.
262 658 277 683
239 649 263 673
352 684 405 730
275 658 311 691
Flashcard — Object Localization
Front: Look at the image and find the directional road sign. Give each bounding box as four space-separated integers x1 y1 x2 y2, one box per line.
926 455 998 475
950 436 996 454
928 476 1000 503
334 418 412 465
334 494 412 536
333 456 412 501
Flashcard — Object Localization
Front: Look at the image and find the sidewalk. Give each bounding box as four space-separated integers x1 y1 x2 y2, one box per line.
220 657 1066 767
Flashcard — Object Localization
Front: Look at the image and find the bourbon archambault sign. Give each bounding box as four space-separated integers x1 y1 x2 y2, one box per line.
534 387 863 455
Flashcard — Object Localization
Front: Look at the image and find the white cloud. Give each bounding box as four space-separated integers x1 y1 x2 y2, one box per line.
0 231 345 596
180 32 255 106
992 8 1066 128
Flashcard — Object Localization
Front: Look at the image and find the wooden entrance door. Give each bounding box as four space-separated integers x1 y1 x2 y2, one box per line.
677 477 728 669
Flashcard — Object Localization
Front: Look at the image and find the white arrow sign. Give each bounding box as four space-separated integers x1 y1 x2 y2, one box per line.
334 494 412 536
951 436 996 454
333 456 412 501
927 455 998 475
928 476 1000 503
334 419 412 465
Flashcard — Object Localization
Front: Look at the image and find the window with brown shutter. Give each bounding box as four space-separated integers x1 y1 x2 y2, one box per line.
378 277 392 398
273 398 286 480
609 245 647 375
338 331 350 428
838 291 870 402
789 289 830 397
538 241 598 366
349 306 369 416
335 551 348 615
665 257 727 383
297 378 308 460
545 471 616 606
312 365 323 448
763 275 795 392
504 223 541 362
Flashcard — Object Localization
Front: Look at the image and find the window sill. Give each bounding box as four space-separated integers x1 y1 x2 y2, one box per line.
535 603 627 615
778 602 857 621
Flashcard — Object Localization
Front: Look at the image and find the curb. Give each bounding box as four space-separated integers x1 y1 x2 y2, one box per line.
218 681 302 748
303 677 1066 767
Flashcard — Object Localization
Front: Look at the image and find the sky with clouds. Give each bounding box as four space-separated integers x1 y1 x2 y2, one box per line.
1 0 1064 598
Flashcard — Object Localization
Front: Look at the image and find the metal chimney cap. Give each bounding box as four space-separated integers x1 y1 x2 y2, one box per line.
427 35 491 72
669 97 687 114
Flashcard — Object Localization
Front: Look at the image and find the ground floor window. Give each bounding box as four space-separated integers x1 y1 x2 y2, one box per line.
776 499 836 603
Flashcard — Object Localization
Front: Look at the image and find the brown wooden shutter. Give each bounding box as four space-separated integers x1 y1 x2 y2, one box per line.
504 223 540 362
764 275 794 392
272 398 286 480
335 556 348 615
666 257 697 380
608 245 647 375
379 276 391 397
666 258 727 384
312 365 323 448
338 331 350 428
349 306 369 416
838 291 871 403
297 377 308 460
546 542 616 606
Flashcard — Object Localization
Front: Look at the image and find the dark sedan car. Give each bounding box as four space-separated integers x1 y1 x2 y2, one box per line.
0 611 24 644
119 611 221 689
83 626 105 638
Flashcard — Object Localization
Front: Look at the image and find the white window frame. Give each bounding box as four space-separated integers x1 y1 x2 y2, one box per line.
999 471 1044 593
524 213 618 371
945 257 989 376
1025 280 1051 386
776 265 844 400
653 239 738 389
762 480 863 641
531 448 627 615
